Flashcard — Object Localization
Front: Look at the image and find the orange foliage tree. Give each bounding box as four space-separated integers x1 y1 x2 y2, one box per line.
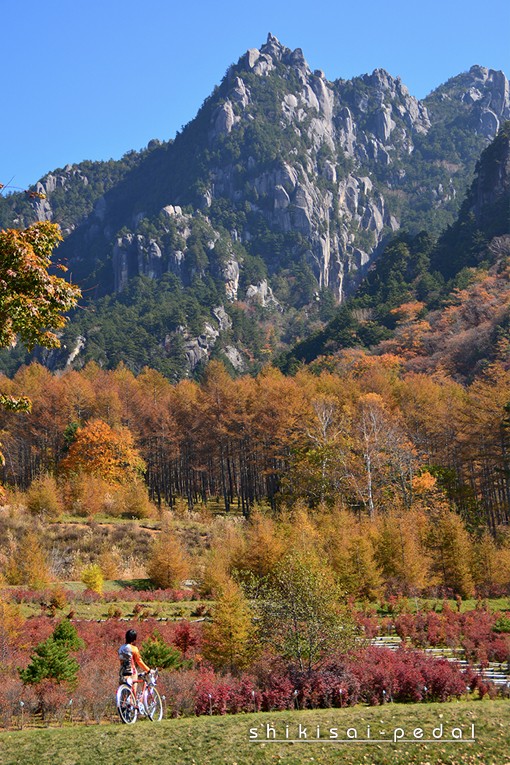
0 223 80 416
59 418 145 483
146 527 190 588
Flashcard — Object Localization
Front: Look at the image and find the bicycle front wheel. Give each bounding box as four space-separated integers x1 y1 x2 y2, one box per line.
117 684 138 724
144 685 163 721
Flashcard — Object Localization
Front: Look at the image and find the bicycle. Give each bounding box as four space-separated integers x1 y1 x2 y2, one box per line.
116 668 164 724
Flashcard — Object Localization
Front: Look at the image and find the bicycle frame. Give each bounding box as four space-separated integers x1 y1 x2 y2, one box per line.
116 669 163 724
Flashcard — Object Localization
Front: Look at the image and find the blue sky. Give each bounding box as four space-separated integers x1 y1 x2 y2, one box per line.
1 0 509 191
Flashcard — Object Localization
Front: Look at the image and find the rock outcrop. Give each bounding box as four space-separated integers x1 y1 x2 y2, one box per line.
175 304 235 371
469 121 510 227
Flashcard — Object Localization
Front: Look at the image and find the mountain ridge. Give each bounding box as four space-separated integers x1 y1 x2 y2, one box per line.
0 34 509 378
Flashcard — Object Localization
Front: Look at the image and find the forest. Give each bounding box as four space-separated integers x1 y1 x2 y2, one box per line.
2 354 510 594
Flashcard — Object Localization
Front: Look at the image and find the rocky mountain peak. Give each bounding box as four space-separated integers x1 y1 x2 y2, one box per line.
364 68 399 95
427 65 510 139
464 66 510 116
240 33 312 79
260 32 286 59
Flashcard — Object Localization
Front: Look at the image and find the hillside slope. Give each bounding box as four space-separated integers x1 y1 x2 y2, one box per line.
280 121 510 380
0 702 508 765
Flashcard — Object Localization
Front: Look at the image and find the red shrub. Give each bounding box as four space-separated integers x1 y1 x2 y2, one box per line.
348 647 400 704
394 613 419 643
443 613 462 647
460 609 499 663
18 616 54 649
346 648 468 705
173 620 200 657
225 675 259 714
355 614 380 639
75 654 117 723
489 635 510 663
393 661 425 703
469 674 498 699
33 679 70 723
102 588 197 603
250 655 295 711
193 669 235 715
425 612 445 646
161 669 198 717
0 674 27 728
259 673 294 712
291 665 360 709
419 658 467 702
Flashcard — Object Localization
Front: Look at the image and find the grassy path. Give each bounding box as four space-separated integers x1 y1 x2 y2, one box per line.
0 700 509 765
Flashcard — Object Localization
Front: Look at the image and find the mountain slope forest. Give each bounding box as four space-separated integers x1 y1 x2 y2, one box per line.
0 34 509 378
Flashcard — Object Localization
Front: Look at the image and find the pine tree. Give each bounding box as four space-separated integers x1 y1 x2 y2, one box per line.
19 638 79 686
19 620 83 687
141 630 182 669
52 619 84 651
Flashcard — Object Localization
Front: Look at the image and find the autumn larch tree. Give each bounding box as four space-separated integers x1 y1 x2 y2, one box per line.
231 509 285 583
146 527 190 589
426 507 475 599
202 578 258 673
59 418 145 483
3 529 51 588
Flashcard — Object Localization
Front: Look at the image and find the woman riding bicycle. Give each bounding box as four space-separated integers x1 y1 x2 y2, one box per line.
118 628 150 701
117 629 163 723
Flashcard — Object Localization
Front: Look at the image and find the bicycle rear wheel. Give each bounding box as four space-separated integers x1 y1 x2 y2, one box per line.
144 685 163 721
117 684 138 724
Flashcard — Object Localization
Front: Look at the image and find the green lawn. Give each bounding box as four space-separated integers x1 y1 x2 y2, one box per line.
17 599 204 621
436 598 510 613
365 597 510 615
7 577 204 620
0 700 508 765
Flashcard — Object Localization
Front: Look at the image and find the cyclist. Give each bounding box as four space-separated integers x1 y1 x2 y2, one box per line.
118 628 150 708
